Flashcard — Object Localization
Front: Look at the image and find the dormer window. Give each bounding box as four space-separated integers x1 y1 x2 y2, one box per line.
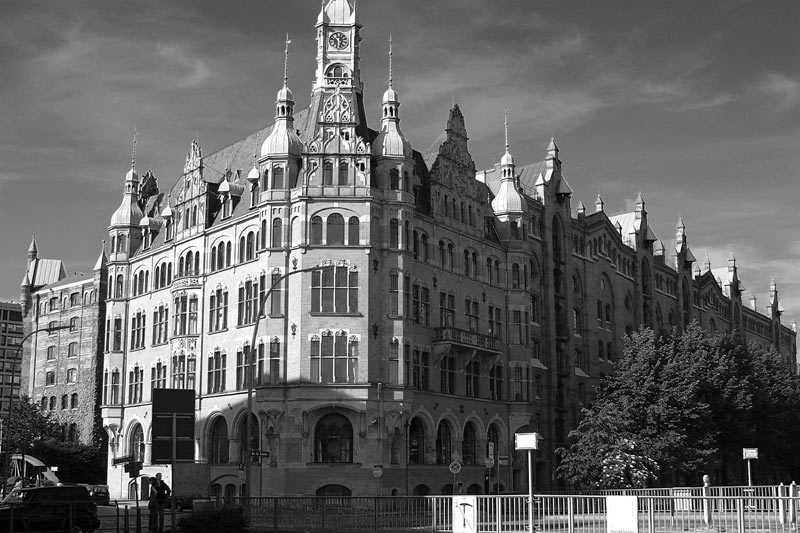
165 219 174 241
221 195 231 218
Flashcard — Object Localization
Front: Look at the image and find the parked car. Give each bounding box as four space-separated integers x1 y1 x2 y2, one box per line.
81 484 110 506
0 485 101 532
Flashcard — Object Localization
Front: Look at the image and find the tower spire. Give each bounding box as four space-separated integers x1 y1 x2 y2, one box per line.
283 33 291 87
504 106 509 152
131 127 137 171
388 34 393 88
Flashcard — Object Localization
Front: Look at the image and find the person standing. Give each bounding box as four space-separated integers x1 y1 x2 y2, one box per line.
154 473 171 532
147 477 158 533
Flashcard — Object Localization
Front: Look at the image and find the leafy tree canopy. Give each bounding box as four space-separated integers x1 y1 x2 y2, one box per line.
556 325 800 488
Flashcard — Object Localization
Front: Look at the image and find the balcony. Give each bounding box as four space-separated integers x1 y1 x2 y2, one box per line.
433 327 502 354
171 270 203 290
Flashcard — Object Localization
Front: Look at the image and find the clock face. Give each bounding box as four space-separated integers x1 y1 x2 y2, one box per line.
329 32 349 50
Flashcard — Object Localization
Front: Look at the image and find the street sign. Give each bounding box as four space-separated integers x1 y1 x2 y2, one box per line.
373 465 383 478
485 458 495 469
743 448 758 460
251 450 270 458
515 432 543 451
112 454 135 466
449 461 462 474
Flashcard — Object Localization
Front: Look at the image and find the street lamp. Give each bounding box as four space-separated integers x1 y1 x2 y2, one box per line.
1 324 70 494
243 263 324 501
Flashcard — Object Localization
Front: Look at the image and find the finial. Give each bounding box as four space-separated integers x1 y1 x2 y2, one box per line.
131 127 138 170
284 34 291 87
504 107 509 152
388 34 393 87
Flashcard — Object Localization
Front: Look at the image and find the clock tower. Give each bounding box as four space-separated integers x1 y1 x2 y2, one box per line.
313 0 362 95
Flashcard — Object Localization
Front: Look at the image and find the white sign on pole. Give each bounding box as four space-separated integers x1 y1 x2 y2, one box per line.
743 448 758 460
515 432 543 450
453 496 477 533
607 496 639 533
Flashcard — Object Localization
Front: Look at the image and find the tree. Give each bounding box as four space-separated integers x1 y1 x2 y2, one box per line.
2 396 62 455
556 325 800 487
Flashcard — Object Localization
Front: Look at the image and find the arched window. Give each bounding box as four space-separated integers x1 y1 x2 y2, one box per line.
420 235 429 261
238 414 260 463
327 214 345 245
436 421 452 465
464 250 470 277
409 418 425 465
273 166 284 189
338 162 348 185
130 424 145 462
310 216 323 245
462 423 478 466
209 417 229 464
272 219 282 248
246 232 255 261
115 275 124 299
323 161 333 185
448 244 454 271
314 413 353 463
348 217 360 245
439 241 446 267
239 237 246 263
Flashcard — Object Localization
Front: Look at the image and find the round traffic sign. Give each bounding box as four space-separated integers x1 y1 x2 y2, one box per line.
449 461 462 474
373 465 383 478
485 458 495 469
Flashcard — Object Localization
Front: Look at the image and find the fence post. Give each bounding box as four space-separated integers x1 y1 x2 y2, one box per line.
116 503 120 533
790 481 797 526
567 497 575 533
273 497 278 530
135 504 142 533
736 497 745 533
124 505 130 533
702 475 712 527
647 497 655 533
374 496 378 532
779 482 786 525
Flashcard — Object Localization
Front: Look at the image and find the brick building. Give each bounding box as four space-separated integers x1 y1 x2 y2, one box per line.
21 0 796 500
0 301 24 419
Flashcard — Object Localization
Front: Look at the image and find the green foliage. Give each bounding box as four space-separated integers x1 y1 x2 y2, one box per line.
2 396 62 453
176 507 246 533
32 439 106 484
556 325 800 487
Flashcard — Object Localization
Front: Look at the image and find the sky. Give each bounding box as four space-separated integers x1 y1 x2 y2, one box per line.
0 0 798 324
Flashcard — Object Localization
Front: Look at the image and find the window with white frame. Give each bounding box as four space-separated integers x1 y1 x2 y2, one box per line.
466 361 480 398
465 298 479 332
130 311 146 349
209 288 228 332
173 293 198 335
310 331 358 384
152 305 169 344
207 350 226 394
311 266 359 314
440 292 454 327
151 361 167 391
171 354 196 390
128 365 143 404
238 279 259 325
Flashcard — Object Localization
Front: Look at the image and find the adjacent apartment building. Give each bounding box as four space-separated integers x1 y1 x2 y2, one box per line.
0 301 24 418
21 0 796 501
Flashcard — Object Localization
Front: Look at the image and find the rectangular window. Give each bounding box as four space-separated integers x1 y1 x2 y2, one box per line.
512 366 528 401
488 306 503 339
128 366 143 404
531 295 540 324
440 356 455 395
489 365 503 400
270 272 282 316
310 333 358 384
151 361 167 392
237 279 259 326
512 310 523 344
440 292 454 327
236 348 250 390
411 348 429 391
466 361 479 398
130 312 146 350
152 306 169 344
389 273 399 316
388 342 399 385
465 299 479 332
269 340 280 384
209 289 228 332
403 275 411 317
112 318 123 352
310 266 359 314
207 351 226 394
70 292 80 307
412 284 429 326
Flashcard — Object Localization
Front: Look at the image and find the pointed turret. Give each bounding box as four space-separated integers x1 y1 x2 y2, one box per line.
27 236 38 264
595 194 604 213
372 35 412 158
491 108 524 216
704 252 711 272
94 241 108 271
262 35 302 159
110 132 144 229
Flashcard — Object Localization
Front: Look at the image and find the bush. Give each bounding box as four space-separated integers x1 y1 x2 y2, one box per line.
176 507 246 533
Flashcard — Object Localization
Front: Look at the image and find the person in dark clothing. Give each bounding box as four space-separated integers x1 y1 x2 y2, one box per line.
147 477 158 533
153 473 171 532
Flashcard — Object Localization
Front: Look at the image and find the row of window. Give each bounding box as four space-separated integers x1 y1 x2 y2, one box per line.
40 292 93 314
44 368 78 386
41 392 79 410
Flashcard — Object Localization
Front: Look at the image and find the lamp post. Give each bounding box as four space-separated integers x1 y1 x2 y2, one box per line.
244 263 324 501
2 324 70 494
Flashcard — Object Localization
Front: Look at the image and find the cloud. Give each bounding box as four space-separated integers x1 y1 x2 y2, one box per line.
751 72 799 110
156 42 212 88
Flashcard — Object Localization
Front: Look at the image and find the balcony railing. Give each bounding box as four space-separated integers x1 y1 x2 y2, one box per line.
433 327 502 353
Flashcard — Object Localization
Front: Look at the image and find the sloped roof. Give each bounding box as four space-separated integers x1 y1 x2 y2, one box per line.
23 258 66 288
481 160 546 198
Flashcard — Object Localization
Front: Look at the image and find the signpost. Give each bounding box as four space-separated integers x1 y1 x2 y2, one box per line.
515 433 543 533
743 448 758 486
112 455 134 466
